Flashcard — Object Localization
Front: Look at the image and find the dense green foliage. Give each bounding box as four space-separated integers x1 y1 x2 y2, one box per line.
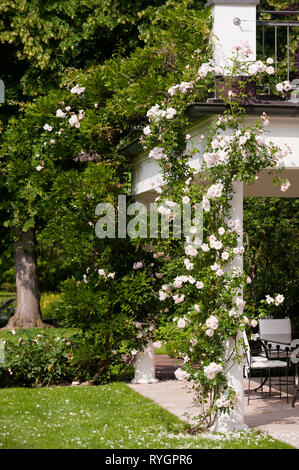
244 197 299 333
0 0 173 98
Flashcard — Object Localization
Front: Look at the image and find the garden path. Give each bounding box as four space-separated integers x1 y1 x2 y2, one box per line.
128 355 299 449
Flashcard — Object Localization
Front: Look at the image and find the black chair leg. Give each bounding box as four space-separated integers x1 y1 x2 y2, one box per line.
279 367 281 398
286 366 289 403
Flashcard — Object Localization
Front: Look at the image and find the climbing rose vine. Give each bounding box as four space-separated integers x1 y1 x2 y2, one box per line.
138 45 290 429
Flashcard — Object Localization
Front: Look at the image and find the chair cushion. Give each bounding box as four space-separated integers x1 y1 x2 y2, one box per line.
251 360 287 369
252 356 267 362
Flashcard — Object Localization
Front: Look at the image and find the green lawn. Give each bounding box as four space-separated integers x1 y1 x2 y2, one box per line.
0 327 77 343
0 383 294 449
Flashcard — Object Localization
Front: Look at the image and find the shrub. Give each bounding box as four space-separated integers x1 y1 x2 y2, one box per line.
1 331 74 387
0 283 16 292
40 292 61 320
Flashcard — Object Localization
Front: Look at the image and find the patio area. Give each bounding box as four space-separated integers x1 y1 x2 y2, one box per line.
129 355 299 448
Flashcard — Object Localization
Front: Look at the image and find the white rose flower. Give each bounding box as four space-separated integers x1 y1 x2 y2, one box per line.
174 368 190 381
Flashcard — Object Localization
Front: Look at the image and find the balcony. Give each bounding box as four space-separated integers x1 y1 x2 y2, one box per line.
256 9 299 92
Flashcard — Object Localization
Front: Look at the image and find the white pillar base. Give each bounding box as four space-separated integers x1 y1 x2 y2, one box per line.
210 335 248 433
131 341 159 384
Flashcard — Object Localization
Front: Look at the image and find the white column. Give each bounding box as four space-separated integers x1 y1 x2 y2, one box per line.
211 181 248 432
208 0 259 70
131 340 158 384
130 193 159 384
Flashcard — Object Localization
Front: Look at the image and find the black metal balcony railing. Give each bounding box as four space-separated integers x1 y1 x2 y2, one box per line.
257 10 299 82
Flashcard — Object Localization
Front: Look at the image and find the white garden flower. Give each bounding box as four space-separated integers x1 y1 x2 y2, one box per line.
43 124 52 131
146 104 166 121
251 333 260 341
185 245 198 257
248 63 258 75
215 396 230 408
155 273 164 279
203 362 223 380
174 368 190 381
69 114 80 128
202 195 210 212
229 308 239 317
206 315 218 330
133 261 143 269
159 290 168 301
206 328 214 337
56 109 66 118
211 262 220 271
70 84 85 95
280 180 290 192
256 60 266 73
283 80 292 92
236 298 246 309
149 147 167 160
184 259 194 271
214 241 223 250
177 317 187 328
275 294 284 305
165 107 176 119
196 281 204 289
173 294 185 304
143 126 152 135
266 66 275 75
276 83 284 92
206 183 223 199
197 62 213 79
201 243 210 252
182 196 190 204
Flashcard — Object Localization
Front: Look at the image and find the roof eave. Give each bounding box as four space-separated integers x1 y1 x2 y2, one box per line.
121 100 299 157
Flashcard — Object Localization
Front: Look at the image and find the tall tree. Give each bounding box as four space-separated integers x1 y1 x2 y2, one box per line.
0 0 172 327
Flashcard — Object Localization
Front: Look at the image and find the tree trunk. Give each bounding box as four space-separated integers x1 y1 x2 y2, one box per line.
4 228 44 328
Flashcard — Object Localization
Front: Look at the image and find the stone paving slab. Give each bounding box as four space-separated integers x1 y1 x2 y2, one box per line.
128 379 299 448
128 355 299 448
